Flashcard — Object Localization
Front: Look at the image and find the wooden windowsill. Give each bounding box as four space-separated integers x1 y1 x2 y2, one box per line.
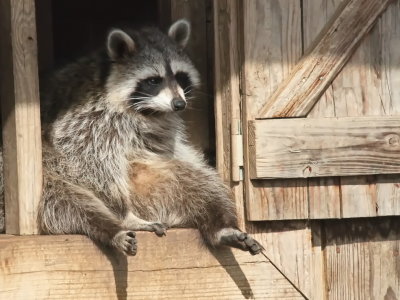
0 229 303 299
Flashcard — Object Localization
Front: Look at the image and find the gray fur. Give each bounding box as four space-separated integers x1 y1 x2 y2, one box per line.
0 21 262 255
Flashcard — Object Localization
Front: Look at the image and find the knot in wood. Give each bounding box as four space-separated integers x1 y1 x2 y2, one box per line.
302 165 312 177
386 134 400 146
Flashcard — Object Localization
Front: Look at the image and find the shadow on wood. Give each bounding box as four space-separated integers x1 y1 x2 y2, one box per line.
210 248 254 299
0 229 304 299
96 243 128 300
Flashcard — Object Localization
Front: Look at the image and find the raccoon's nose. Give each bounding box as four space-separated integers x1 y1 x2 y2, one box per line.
172 98 186 111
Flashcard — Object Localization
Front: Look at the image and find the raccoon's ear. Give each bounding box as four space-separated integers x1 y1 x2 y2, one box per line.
168 19 191 48
107 29 135 60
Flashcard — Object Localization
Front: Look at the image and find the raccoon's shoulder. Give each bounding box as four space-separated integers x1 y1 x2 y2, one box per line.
40 50 111 125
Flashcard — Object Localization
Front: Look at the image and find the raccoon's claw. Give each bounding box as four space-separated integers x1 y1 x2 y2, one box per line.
112 230 138 256
239 233 263 255
150 222 168 237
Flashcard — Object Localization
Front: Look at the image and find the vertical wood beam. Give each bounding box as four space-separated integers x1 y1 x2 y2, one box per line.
0 0 42 234
213 0 246 228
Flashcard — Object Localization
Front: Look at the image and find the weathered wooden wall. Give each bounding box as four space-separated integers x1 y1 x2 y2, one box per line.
241 0 400 221
242 0 308 221
214 0 400 299
305 0 400 219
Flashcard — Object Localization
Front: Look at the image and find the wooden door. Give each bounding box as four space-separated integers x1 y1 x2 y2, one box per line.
214 1 400 298
241 0 400 221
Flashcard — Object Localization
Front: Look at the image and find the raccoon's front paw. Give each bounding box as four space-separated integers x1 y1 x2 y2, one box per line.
237 232 263 255
112 230 137 256
147 222 168 237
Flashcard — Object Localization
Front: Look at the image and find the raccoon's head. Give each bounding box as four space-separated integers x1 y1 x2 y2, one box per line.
104 20 200 114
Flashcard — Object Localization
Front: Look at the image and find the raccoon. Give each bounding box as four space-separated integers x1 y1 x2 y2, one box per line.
5 20 263 256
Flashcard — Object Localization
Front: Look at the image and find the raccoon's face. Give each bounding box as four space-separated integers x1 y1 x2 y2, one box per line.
104 20 200 114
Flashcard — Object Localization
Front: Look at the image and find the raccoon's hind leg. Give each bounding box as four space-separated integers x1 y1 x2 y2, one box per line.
171 162 263 255
193 196 263 255
215 228 263 255
39 177 137 255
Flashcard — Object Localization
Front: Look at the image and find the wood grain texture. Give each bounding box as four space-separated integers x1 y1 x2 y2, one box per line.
308 177 341 219
309 222 328 300
0 0 42 234
257 0 393 119
213 0 245 227
0 229 305 299
235 2 316 296
324 218 400 300
249 221 317 299
249 117 400 179
242 0 308 221
306 0 400 218
339 0 400 218
303 0 344 220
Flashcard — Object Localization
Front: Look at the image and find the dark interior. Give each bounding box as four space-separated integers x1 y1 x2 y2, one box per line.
53 0 160 64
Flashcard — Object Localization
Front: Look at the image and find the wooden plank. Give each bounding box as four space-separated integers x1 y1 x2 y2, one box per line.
303 0 343 220
305 0 400 218
339 0 400 218
235 2 314 297
170 0 211 156
257 0 393 119
0 229 305 299
309 222 328 300
242 0 307 221
324 217 400 299
0 0 42 234
213 0 245 227
249 117 400 179
309 177 341 219
249 221 317 299
341 176 378 218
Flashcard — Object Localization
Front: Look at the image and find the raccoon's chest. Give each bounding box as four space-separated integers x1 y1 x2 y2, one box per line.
138 129 178 157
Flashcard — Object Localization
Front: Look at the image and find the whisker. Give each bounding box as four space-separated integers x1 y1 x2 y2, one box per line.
134 91 154 97
128 97 150 101
184 84 199 91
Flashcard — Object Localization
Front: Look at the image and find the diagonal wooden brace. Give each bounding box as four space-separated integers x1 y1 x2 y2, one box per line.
257 0 394 119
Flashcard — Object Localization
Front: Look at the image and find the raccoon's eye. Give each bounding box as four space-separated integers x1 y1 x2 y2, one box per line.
145 76 163 86
175 72 192 92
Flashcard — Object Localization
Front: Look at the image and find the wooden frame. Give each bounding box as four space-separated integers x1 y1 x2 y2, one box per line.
0 0 42 235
